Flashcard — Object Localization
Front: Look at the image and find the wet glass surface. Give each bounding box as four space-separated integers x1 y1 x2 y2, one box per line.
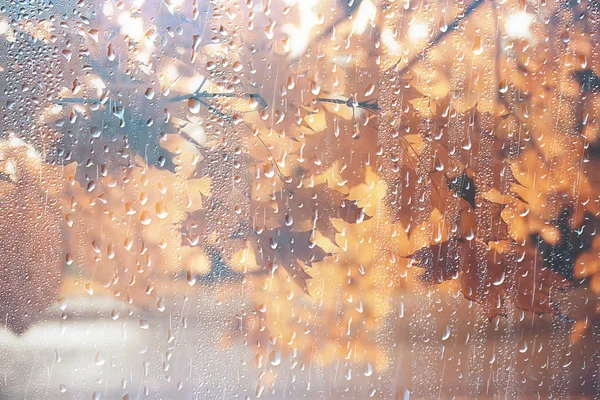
0 0 599 398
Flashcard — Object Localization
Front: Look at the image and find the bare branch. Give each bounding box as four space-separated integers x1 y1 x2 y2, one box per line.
394 0 486 74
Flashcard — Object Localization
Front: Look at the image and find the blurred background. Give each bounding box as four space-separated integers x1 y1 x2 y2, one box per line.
0 0 599 398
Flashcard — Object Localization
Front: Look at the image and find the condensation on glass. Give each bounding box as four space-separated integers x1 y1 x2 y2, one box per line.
0 0 599 398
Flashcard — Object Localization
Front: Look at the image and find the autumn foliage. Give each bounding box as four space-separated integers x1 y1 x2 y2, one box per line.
0 0 599 383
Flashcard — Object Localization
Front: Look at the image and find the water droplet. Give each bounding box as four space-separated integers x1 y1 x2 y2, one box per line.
186 269 196 286
140 210 152 225
156 297 165 312
155 202 169 219
269 350 281 366
107 43 116 61
95 352 105 366
188 98 201 114
438 17 448 33
472 35 483 55
498 79 508 94
144 87 155 100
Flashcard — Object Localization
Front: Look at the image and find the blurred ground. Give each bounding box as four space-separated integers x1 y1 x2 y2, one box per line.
0 280 597 400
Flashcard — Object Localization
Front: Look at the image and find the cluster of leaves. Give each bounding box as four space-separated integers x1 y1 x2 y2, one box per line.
377 0 600 326
0 0 376 338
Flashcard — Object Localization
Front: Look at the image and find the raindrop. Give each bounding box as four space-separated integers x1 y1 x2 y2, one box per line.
442 325 451 341
188 98 201 114
186 269 196 286
438 17 448 33
140 210 152 225
144 87 155 100
269 350 281 366
156 297 165 312
155 202 169 219
62 49 72 62
472 35 483 55
107 43 116 61
95 352 105 366
498 79 508 94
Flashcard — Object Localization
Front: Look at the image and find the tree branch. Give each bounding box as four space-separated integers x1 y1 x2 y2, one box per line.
394 0 486 75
